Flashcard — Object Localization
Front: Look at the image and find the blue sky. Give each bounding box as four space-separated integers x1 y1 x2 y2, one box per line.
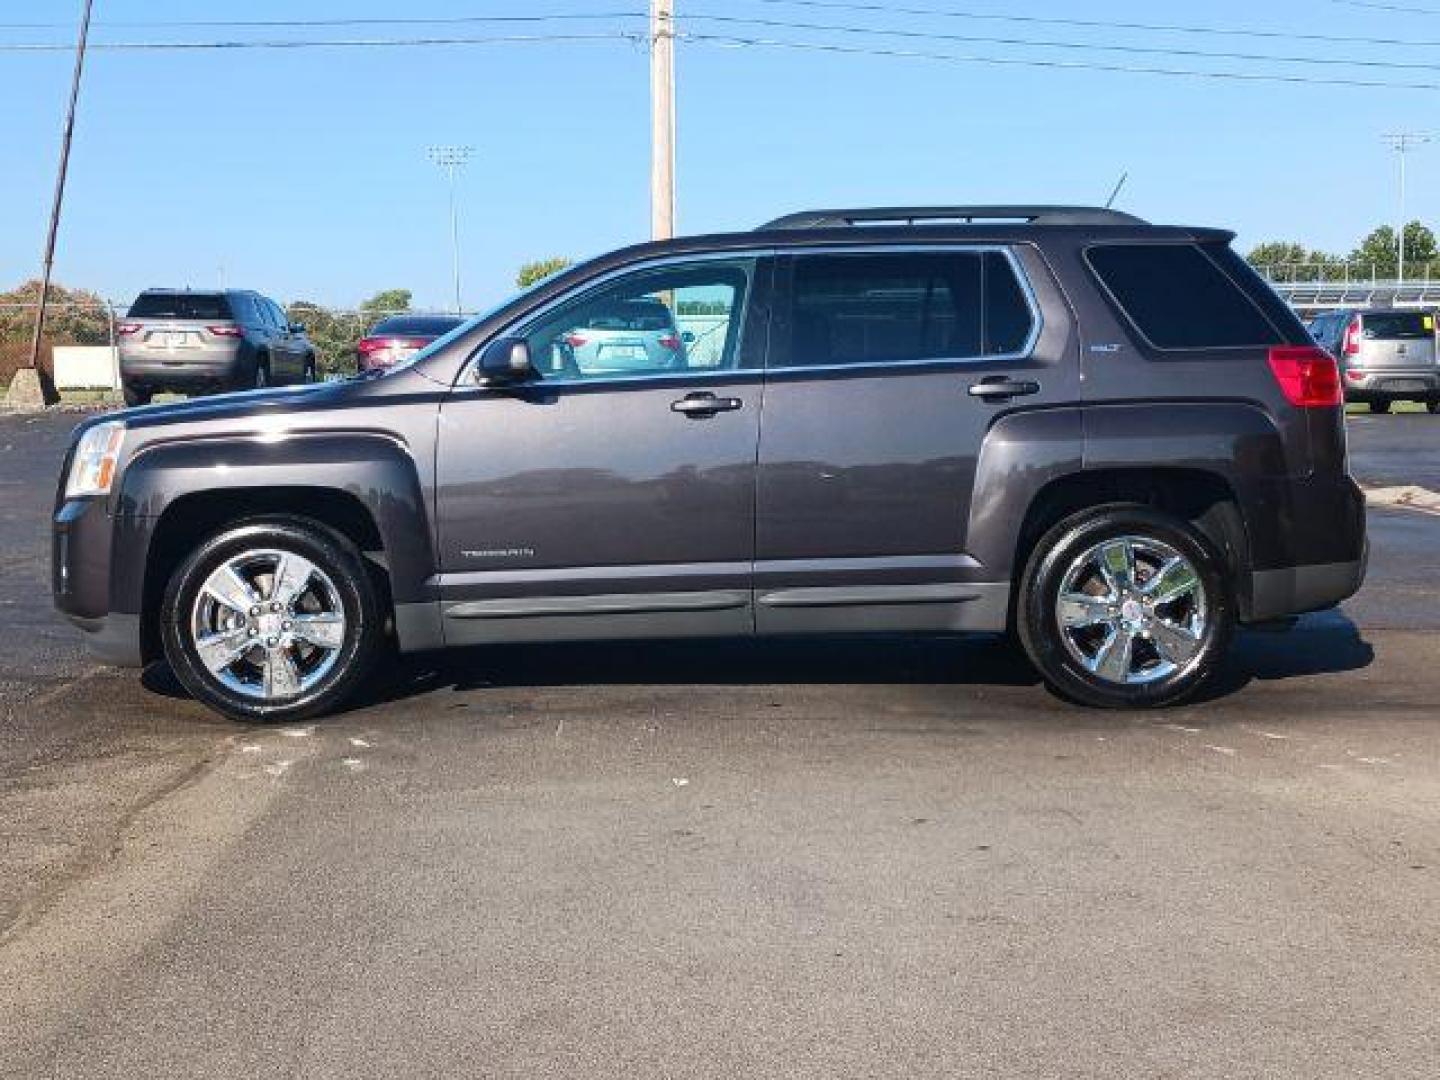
3 0 1439 310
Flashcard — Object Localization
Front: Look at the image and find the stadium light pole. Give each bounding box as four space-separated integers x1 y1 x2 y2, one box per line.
25 0 94 395
428 145 473 314
1383 133 1431 286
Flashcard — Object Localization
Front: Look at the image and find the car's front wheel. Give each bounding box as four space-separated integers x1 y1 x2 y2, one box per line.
1017 505 1234 709
1369 399 1392 414
121 381 151 407
160 517 382 722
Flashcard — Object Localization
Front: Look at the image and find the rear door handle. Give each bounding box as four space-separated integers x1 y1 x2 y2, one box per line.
671 392 742 417
968 377 1041 400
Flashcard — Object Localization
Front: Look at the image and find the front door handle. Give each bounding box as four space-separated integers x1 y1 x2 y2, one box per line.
671 392 742 417
968 376 1041 401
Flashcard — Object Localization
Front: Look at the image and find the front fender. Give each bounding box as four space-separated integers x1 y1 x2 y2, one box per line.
111 431 435 612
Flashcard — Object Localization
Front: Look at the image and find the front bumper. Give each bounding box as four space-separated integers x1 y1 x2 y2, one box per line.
53 495 145 667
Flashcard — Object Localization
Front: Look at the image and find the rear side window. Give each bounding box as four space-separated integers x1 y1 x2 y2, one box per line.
1087 244 1283 349
778 250 1034 368
1362 312 1432 339
127 292 232 320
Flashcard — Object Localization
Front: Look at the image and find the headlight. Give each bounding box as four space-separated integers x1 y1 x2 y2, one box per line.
65 421 126 499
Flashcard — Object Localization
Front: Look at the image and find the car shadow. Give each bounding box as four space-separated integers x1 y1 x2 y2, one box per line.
140 610 1376 715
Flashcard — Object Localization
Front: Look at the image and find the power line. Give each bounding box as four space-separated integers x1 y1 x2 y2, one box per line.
683 11 1440 72
1332 0 1440 13
749 0 1440 50
682 31 1440 91
0 32 638 53
0 12 645 30
2 18 1438 92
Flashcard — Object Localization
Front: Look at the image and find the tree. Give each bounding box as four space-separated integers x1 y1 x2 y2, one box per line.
360 289 412 320
1350 221 1438 279
1245 242 1344 282
516 258 573 288
285 289 413 378
0 279 112 381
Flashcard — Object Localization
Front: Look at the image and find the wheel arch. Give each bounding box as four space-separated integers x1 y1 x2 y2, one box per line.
113 433 437 662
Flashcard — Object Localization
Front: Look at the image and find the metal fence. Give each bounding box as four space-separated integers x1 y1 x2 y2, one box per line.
0 300 457 382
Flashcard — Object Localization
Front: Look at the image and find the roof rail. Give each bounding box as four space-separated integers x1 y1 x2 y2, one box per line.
759 205 1148 230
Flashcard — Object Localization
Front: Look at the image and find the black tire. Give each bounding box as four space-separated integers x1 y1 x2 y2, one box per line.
250 357 271 391
121 381 151 407
303 355 317 383
160 517 382 723
1369 399 1392 414
1427 400 1439 415
1016 504 1235 709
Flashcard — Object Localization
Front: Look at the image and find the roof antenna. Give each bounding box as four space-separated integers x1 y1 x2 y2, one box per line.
1105 171 1129 209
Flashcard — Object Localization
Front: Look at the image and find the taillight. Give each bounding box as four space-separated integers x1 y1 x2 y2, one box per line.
1342 319 1361 356
356 337 385 355
562 333 588 348
658 333 682 351
116 323 141 336
207 325 244 337
1268 345 1343 408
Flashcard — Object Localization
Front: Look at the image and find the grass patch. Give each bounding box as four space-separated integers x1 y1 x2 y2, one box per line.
1345 401 1432 415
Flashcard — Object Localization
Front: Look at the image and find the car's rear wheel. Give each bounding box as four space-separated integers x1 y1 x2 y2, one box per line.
121 381 151 407
1017 505 1234 709
1369 399 1392 414
250 359 270 392
1427 400 1440 415
303 355 317 383
160 517 382 723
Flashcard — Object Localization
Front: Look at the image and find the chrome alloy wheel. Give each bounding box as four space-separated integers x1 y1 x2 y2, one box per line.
189 548 347 700
1054 535 1208 687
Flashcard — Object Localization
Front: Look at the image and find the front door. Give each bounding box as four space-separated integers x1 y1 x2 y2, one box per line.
754 246 1078 633
435 257 769 645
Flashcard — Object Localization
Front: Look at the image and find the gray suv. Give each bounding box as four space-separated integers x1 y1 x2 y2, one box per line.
118 289 317 406
55 206 1367 722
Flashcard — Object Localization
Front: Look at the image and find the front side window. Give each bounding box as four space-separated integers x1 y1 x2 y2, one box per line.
776 250 1035 369
518 261 752 380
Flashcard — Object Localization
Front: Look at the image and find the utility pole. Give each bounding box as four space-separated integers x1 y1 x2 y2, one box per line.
427 145 473 315
1383 132 1430 286
650 0 675 240
24 0 94 397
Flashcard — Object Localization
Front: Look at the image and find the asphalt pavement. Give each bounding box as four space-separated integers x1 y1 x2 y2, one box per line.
2 408 1439 1078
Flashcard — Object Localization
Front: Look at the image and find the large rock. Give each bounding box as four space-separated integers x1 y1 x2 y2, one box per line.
3 367 55 410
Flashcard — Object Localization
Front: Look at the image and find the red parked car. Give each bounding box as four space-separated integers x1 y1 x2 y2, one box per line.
356 314 464 372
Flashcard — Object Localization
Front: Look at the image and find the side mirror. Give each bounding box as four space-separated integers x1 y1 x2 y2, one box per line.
288 322 306 333
681 330 696 344
477 337 537 384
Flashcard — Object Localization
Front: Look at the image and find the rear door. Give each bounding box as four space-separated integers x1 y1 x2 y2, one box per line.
1358 310 1438 380
754 245 1077 633
262 297 300 378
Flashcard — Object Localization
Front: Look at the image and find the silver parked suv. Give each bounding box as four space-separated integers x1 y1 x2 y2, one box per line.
1308 307 1440 413
118 289 317 407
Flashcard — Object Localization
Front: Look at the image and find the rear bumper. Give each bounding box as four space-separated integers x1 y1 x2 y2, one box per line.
120 343 245 387
1239 473 1368 622
1245 554 1367 623
1343 369 1440 399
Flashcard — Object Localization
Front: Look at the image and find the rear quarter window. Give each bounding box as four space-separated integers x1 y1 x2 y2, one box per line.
1086 243 1285 350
